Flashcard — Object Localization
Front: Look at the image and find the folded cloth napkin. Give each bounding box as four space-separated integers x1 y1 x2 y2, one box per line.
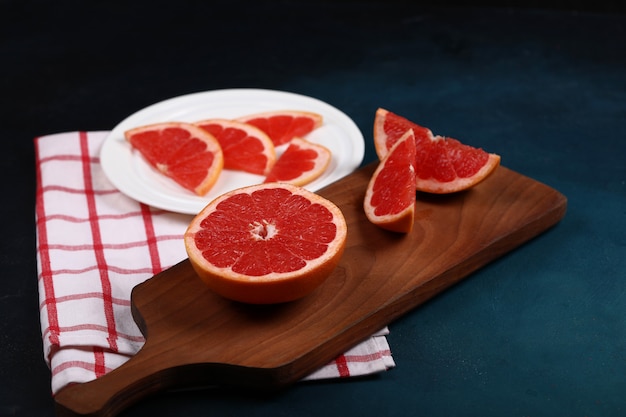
35 131 395 395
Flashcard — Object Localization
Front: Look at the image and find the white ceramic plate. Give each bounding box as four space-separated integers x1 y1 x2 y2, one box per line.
100 89 364 214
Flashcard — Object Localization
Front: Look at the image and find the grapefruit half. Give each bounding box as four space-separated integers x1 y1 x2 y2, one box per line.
184 183 347 304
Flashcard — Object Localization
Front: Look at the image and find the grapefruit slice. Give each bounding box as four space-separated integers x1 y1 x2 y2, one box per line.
263 138 331 186
238 110 323 147
374 108 501 193
374 108 433 161
184 183 347 304
364 129 417 233
195 119 276 176
125 122 223 196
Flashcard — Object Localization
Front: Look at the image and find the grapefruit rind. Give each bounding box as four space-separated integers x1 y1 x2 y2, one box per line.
184 183 347 304
364 129 417 233
125 122 224 196
263 137 332 186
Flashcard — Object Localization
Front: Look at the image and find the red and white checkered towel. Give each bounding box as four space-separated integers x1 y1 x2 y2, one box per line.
34 131 394 395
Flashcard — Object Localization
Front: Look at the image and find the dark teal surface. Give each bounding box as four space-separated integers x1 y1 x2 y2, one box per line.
1 1 625 416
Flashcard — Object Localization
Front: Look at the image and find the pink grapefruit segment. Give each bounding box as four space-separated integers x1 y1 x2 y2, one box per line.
195 119 276 175
238 110 323 146
364 129 417 233
374 108 433 160
415 137 500 193
125 122 224 196
184 183 347 304
374 108 501 193
263 138 331 186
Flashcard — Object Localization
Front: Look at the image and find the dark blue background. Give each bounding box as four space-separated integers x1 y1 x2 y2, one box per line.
1 1 624 416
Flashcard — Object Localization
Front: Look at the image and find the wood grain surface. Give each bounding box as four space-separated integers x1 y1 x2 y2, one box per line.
55 164 567 417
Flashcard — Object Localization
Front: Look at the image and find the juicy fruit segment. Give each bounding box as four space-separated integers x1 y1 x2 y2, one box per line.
373 108 501 193
195 119 276 175
264 138 332 186
364 130 417 233
374 108 433 161
184 183 347 304
125 122 223 196
415 137 500 193
238 110 323 146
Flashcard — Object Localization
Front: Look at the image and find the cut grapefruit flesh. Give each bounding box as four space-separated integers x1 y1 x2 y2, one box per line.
263 137 331 186
184 183 347 304
125 122 224 196
195 119 276 176
238 110 323 147
374 108 501 193
415 137 500 193
364 129 417 233
374 108 433 161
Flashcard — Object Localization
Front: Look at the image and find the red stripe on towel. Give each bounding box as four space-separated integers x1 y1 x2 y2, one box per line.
79 132 119 352
34 136 60 348
140 204 162 275
335 354 351 377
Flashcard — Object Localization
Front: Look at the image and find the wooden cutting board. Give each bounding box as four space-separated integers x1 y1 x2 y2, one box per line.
55 164 567 417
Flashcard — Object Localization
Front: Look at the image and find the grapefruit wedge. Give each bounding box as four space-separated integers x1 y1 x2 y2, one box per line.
238 110 323 146
264 138 331 186
374 108 501 194
195 119 276 176
125 122 223 196
184 183 347 304
364 129 417 233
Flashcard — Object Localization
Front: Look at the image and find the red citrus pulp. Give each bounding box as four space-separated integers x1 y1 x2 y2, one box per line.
125 122 223 196
238 110 323 146
263 138 331 186
184 183 347 304
195 119 276 176
364 129 417 233
374 108 500 193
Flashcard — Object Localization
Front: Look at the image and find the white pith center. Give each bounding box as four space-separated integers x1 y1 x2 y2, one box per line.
250 220 278 240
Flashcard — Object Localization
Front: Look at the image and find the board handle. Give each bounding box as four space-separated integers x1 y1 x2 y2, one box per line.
53 344 280 417
53 346 174 417
52 343 237 417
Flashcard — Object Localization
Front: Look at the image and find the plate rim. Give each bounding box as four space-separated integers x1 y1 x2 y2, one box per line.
100 88 365 214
